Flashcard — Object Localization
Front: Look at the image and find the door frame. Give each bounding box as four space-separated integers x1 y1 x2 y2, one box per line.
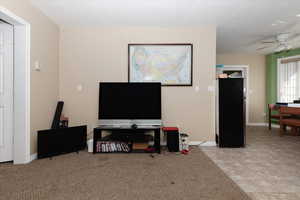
0 7 31 164
218 65 250 125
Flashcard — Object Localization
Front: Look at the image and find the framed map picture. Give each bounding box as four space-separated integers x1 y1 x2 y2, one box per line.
128 44 193 86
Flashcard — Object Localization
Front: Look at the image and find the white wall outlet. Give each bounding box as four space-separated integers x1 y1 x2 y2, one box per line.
208 85 215 92
34 61 41 71
77 84 83 92
195 86 200 92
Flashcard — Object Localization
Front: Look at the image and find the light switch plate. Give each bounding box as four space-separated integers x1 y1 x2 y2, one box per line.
34 61 40 71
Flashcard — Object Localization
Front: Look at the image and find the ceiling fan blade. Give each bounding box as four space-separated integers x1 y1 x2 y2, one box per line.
288 33 300 43
260 35 277 42
256 46 271 51
262 41 276 44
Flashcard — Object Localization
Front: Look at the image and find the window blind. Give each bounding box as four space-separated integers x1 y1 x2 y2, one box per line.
278 59 300 102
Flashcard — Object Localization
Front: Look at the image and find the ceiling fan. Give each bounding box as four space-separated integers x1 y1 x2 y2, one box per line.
257 32 300 53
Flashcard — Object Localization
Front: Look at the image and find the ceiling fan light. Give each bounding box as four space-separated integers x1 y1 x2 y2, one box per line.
286 45 292 50
275 45 285 52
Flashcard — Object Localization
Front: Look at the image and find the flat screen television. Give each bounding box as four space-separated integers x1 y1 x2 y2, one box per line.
99 82 161 121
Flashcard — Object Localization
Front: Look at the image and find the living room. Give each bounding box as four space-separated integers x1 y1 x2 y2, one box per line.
1 0 300 200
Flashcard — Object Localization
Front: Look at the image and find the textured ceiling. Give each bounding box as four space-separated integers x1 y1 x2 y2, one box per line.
31 0 300 54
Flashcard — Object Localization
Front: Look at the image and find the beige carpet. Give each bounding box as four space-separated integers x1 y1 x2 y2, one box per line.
0 148 250 200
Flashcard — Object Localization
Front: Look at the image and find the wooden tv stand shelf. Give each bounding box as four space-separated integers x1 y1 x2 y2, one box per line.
93 125 161 154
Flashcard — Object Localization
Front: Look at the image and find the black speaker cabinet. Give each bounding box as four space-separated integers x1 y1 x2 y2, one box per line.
167 131 179 152
38 126 87 159
217 78 245 147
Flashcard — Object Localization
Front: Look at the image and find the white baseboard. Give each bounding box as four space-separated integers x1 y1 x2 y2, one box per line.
189 141 203 145
270 124 280 128
189 141 216 146
199 141 217 147
30 153 37 162
247 123 280 128
247 123 267 126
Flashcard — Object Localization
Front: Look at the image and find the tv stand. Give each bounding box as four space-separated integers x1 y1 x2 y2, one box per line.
93 125 161 153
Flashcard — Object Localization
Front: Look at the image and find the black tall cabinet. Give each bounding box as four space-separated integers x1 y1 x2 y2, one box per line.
216 78 245 147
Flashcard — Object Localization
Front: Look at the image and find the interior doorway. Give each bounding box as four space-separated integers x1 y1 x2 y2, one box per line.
217 65 250 125
0 21 13 162
0 7 31 164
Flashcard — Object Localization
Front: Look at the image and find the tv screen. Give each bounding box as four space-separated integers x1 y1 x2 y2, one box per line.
99 82 161 119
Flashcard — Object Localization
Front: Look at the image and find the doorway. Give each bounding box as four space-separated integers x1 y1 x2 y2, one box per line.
0 7 31 164
217 65 250 125
0 21 13 162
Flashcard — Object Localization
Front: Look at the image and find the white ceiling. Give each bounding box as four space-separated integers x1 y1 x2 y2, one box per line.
31 0 300 54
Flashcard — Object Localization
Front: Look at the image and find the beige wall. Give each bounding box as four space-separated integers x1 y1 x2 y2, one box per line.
216 54 266 124
0 0 60 154
59 26 216 142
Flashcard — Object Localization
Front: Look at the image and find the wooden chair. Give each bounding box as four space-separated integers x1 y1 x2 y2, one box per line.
279 106 300 136
268 104 280 130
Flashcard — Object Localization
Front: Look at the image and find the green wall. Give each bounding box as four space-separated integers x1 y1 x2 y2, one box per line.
266 48 300 105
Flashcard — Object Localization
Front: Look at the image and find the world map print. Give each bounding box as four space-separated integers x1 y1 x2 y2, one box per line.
129 45 192 85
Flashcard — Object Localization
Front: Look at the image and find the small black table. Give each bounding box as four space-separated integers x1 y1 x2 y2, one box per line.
93 125 161 154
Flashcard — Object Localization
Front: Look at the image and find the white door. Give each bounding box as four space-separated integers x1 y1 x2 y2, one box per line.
0 21 14 162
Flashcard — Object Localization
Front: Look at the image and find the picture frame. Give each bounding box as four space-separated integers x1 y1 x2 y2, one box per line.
128 43 193 86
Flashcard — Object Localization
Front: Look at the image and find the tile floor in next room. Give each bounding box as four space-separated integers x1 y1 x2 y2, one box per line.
201 126 300 200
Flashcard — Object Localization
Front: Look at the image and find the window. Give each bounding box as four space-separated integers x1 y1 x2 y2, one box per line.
278 56 300 103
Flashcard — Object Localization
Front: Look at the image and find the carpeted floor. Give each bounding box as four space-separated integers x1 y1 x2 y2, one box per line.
0 148 250 200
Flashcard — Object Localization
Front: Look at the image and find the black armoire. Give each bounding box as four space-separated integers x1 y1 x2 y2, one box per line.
216 78 245 147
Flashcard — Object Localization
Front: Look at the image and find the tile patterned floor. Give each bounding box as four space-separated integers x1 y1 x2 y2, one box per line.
201 126 300 200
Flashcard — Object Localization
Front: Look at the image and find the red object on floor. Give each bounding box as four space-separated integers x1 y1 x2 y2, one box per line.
162 127 179 131
181 149 189 155
145 147 156 152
